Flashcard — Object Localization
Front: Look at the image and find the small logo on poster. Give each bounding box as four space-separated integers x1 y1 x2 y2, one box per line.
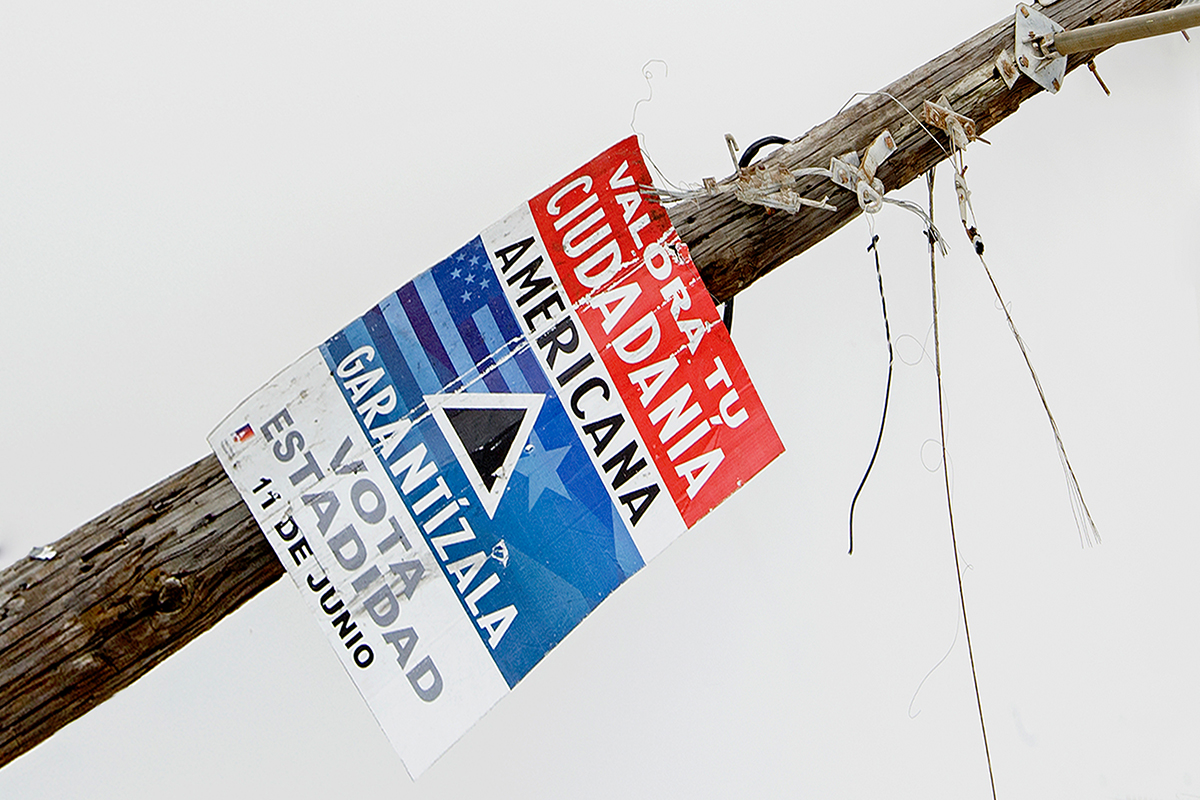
232 424 255 442
425 392 544 520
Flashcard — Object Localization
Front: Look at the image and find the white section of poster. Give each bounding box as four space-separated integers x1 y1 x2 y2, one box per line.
208 350 509 778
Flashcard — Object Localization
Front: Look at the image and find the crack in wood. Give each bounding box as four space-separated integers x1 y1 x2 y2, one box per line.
80 535 127 562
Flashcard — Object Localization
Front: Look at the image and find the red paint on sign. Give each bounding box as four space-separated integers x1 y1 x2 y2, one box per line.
530 137 783 527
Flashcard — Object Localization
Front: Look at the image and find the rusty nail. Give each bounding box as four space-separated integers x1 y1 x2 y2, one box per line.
1052 78 1060 91
1019 55 1029 67
1020 5 1030 17
1087 60 1112 96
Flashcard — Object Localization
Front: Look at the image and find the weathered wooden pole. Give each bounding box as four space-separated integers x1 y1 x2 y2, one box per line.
0 0 1183 769
680 0 1184 302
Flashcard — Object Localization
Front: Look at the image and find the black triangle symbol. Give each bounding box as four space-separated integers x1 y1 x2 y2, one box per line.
443 406 526 492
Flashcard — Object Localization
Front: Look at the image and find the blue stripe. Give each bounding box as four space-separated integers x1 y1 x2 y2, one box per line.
397 283 458 391
515 345 552 394
472 305 531 393
414 271 486 393
456 315 510 394
379 292 442 396
363 305 425 415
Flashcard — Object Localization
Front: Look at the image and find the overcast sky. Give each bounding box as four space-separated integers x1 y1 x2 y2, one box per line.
2 2 1198 798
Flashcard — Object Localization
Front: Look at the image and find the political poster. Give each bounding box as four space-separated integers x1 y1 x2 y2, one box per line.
209 136 784 777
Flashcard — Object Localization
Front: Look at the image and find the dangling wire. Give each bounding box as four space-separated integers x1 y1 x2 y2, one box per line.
629 59 667 134
847 234 894 555
973 251 1100 547
629 59 687 193
951 141 1099 548
928 166 999 800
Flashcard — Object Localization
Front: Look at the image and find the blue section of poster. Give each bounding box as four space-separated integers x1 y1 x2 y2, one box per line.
319 237 645 687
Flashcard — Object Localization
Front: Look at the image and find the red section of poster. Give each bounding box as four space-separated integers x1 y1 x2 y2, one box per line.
529 136 784 527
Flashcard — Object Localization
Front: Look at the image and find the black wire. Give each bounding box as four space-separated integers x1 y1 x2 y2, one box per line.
721 133 790 338
737 135 790 169
927 166 998 800
848 234 893 555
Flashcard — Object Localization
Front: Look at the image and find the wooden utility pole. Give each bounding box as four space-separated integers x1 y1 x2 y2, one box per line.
0 0 1183 769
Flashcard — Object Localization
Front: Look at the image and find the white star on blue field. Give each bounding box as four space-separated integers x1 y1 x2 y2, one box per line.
442 248 495 305
517 429 571 510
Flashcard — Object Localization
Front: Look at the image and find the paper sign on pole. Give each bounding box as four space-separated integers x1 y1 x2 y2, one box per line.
209 137 784 777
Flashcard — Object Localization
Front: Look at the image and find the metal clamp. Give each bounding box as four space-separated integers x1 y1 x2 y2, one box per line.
722 134 836 213
829 130 897 214
998 3 1067 93
733 162 836 213
920 96 978 151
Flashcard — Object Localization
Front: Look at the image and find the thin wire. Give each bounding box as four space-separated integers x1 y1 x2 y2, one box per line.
629 59 687 192
836 91 953 159
848 234 893 555
629 59 668 134
908 615 960 719
947 150 1097 547
928 167 998 800
972 252 1101 547
882 196 949 255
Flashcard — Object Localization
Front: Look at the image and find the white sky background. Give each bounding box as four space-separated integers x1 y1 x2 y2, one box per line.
2 1 1198 797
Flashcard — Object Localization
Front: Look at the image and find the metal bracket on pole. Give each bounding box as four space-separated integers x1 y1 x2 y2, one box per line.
829 130 897 214
920 96 978 151
996 46 1021 89
1002 2 1200 94
1015 3 1067 93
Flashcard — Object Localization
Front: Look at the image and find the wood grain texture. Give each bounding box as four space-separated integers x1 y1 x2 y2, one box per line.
0 456 283 765
0 0 1179 769
680 0 1181 303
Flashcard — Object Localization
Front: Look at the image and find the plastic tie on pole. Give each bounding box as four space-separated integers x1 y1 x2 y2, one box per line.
647 133 838 213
